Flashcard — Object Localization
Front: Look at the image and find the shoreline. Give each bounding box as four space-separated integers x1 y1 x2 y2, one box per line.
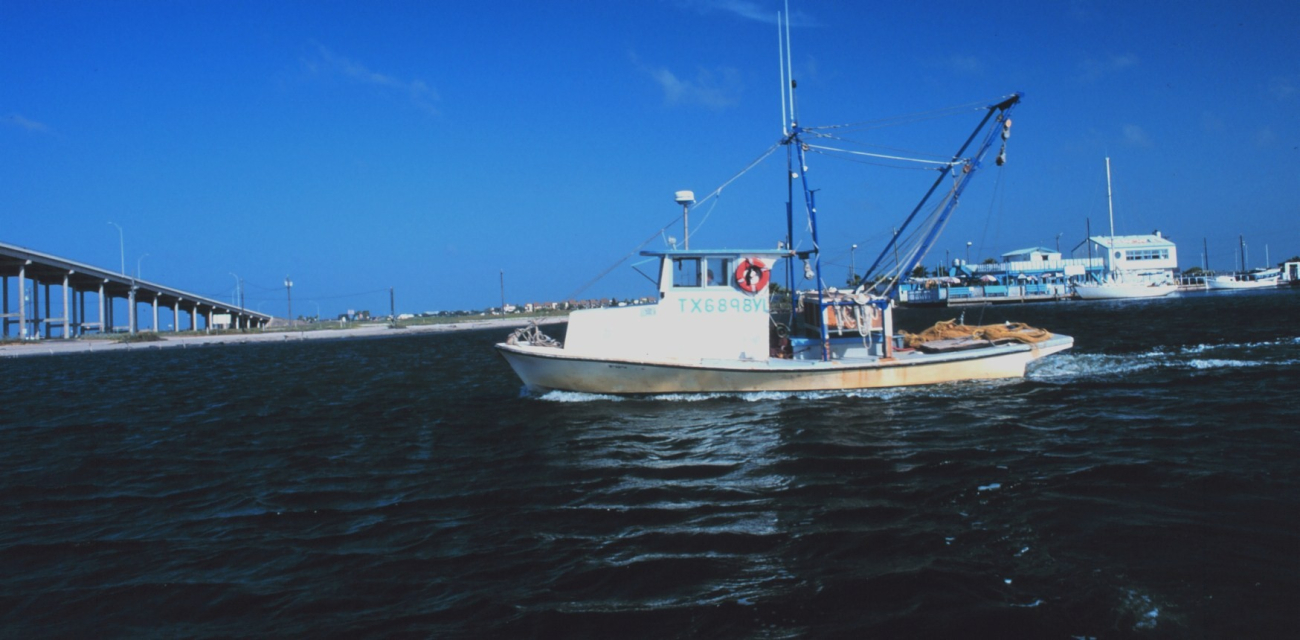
0 316 566 359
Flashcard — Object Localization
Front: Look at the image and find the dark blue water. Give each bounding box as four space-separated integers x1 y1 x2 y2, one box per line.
3 289 1298 638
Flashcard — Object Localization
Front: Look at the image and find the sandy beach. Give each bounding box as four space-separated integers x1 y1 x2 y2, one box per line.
0 316 566 359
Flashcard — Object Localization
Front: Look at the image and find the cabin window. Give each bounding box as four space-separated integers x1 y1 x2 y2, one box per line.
705 257 730 287
673 258 702 287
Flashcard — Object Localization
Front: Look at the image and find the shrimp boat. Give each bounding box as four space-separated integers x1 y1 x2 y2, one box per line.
1208 268 1282 290
1207 236 1283 290
496 20 1072 394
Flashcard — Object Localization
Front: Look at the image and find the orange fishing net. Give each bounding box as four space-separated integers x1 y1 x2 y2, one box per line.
902 319 1052 348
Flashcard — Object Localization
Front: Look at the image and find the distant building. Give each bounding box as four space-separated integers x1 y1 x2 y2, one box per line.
1000 247 1061 263
953 233 1177 285
1087 233 1177 274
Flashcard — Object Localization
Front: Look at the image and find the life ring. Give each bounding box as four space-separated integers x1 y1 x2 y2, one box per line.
735 258 770 294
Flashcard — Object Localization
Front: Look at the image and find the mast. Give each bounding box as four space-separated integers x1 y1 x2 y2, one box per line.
778 10 796 330
777 11 787 135
777 6 831 360
1105 157 1115 276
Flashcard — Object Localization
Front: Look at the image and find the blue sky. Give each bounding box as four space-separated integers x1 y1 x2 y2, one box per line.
4 0 1299 317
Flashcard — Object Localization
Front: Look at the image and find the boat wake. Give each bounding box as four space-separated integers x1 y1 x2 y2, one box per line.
1028 336 1300 380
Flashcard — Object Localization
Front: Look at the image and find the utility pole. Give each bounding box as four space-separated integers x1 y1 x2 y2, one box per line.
389 287 395 322
499 269 506 316
284 276 293 322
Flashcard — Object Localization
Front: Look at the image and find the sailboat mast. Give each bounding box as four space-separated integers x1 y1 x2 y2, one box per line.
1105 157 1116 277
1105 157 1115 241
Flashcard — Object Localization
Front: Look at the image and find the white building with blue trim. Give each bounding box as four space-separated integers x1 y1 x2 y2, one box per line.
897 233 1179 305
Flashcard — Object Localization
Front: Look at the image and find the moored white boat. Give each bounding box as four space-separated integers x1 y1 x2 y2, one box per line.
496 17 1071 395
1207 268 1282 290
1071 159 1177 301
1075 278 1177 300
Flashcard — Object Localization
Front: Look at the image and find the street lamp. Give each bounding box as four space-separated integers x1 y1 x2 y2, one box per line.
229 272 242 311
966 241 972 264
284 276 293 322
850 244 857 285
108 221 125 275
136 253 149 280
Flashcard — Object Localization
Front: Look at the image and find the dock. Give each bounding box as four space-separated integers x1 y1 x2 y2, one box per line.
900 282 1073 306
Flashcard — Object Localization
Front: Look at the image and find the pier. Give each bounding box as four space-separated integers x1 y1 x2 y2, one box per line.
1 241 272 340
900 282 1074 306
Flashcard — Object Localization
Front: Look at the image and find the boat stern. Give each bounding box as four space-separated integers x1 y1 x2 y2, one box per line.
1031 333 1074 359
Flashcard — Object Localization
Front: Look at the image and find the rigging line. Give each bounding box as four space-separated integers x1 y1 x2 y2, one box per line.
805 99 1001 133
876 187 958 283
566 141 782 301
972 152 1010 271
825 226 905 268
805 147 941 172
804 143 959 167
685 193 723 240
808 131 957 162
809 111 977 135
566 223 677 301
888 207 945 279
859 97 1011 282
687 140 784 212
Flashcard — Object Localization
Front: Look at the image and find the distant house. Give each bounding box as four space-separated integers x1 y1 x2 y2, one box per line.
1087 233 1177 273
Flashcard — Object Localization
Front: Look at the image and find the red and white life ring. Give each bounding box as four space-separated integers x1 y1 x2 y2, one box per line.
734 258 770 294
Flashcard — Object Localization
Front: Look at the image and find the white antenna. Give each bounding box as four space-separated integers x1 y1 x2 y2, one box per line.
784 0 795 125
777 11 787 135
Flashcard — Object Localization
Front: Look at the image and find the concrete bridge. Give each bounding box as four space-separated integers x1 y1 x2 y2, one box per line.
2 241 272 339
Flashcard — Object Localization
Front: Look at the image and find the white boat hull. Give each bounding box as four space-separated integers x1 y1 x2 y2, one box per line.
1074 283 1176 300
1207 277 1280 290
496 335 1073 394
